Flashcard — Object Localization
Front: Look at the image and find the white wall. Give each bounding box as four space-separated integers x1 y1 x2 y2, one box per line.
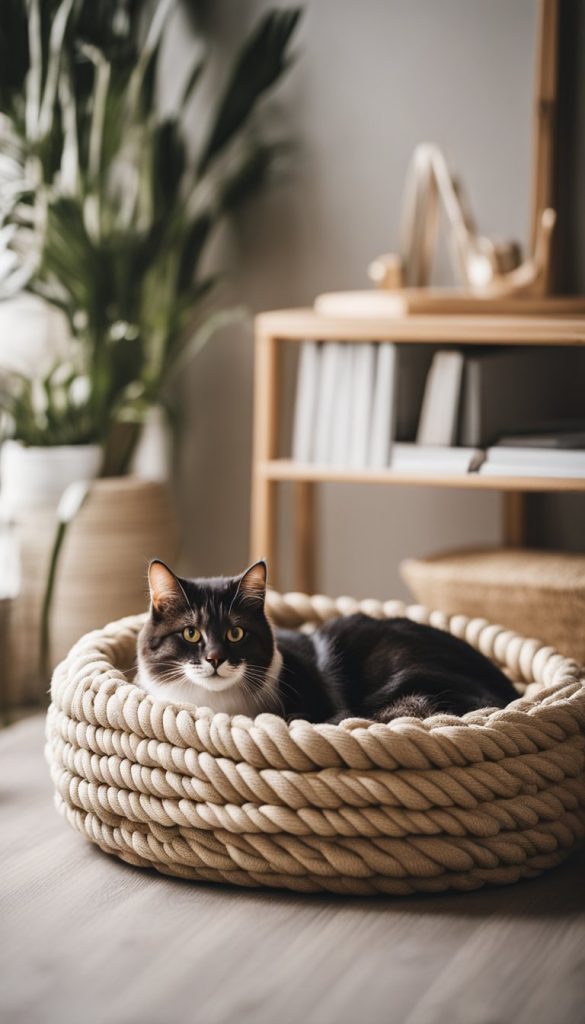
163 0 577 597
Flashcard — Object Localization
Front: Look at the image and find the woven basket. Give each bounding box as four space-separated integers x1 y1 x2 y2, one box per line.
401 547 585 666
46 592 585 896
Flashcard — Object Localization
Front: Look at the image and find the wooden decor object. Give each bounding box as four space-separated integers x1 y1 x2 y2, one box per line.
362 148 557 303
368 252 404 290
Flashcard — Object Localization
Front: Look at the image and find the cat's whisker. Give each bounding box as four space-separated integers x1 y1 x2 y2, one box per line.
149 660 183 672
147 664 190 685
243 667 281 691
245 664 297 701
242 675 283 717
150 674 183 686
242 666 269 681
242 666 288 717
243 680 264 710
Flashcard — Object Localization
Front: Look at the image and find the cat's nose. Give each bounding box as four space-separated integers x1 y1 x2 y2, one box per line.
206 654 225 672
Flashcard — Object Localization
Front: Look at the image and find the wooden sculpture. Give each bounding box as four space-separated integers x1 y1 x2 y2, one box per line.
368 143 555 300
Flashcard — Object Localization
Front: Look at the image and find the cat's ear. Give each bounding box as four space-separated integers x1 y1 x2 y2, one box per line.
148 560 187 615
238 560 267 604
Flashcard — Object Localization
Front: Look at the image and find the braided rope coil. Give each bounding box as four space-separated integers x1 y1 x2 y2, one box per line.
45 591 585 895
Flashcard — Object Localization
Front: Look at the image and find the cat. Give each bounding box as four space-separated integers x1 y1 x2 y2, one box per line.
136 559 518 722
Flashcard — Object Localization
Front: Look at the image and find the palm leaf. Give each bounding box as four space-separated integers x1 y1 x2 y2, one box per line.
127 0 175 119
38 0 75 138
166 306 246 380
176 210 213 290
178 55 205 110
219 138 289 213
197 8 301 176
152 119 187 217
25 0 43 140
0 0 29 120
79 44 111 191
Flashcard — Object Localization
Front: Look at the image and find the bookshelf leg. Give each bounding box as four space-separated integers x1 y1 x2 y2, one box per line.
503 491 526 547
293 481 316 593
250 326 281 583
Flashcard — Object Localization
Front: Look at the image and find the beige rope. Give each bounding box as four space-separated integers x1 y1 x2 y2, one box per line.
45 592 585 895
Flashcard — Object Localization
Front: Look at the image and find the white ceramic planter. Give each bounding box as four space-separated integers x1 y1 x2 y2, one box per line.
0 440 102 516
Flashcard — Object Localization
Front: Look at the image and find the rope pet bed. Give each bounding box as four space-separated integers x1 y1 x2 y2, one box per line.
46 592 585 896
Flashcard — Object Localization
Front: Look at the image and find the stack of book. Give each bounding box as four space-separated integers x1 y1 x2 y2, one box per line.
480 429 585 478
291 341 584 477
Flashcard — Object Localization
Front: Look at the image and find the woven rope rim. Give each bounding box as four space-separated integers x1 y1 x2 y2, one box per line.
46 590 585 896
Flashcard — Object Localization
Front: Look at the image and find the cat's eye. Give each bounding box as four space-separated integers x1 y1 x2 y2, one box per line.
182 626 201 644
226 625 245 643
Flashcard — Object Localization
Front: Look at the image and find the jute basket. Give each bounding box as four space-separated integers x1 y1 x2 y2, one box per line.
50 478 178 668
7 479 178 708
401 547 585 667
46 592 585 896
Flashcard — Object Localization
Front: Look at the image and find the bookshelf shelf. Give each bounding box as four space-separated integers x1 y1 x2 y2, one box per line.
260 459 585 492
257 309 585 345
250 308 585 592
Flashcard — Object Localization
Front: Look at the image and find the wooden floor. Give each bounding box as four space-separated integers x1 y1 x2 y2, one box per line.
1 716 585 1024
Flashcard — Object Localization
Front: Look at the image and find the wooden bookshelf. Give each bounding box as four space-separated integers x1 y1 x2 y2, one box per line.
250 309 585 591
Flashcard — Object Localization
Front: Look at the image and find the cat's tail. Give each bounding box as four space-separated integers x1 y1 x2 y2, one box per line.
375 695 437 723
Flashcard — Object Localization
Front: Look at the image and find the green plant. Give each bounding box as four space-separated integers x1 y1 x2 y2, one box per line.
1 1 302 467
0 363 95 446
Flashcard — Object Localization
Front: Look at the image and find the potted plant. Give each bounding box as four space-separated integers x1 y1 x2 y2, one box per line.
0 0 301 684
0 364 102 514
2 0 301 471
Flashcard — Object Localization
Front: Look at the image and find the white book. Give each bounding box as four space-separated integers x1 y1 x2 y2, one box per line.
479 462 585 479
368 343 397 468
484 446 585 470
391 443 484 474
416 350 465 446
291 341 321 463
314 342 343 463
330 345 355 466
348 344 376 468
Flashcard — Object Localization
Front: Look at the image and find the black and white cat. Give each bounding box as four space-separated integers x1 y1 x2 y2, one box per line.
137 560 517 722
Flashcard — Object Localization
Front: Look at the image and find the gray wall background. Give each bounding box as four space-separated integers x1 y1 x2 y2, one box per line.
163 0 584 596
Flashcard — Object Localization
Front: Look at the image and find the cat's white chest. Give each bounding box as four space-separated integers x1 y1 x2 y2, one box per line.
136 669 258 715
136 651 282 717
